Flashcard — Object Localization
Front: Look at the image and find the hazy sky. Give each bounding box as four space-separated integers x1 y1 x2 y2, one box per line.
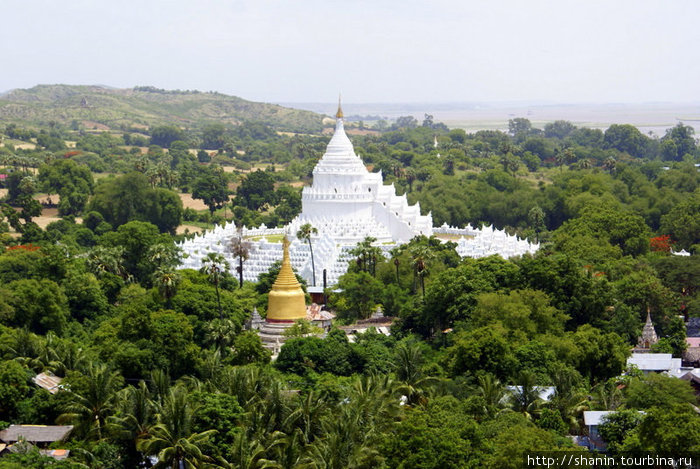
2 0 699 104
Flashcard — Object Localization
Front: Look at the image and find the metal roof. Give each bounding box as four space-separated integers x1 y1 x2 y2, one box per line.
31 372 63 394
0 425 73 443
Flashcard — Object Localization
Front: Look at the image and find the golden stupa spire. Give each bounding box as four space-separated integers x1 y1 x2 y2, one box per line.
266 236 307 322
336 94 343 119
272 236 302 288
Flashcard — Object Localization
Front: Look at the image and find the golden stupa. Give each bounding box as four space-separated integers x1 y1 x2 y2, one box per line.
266 236 307 322
335 94 343 119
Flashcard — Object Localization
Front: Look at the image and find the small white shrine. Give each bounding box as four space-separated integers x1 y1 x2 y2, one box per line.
177 100 539 286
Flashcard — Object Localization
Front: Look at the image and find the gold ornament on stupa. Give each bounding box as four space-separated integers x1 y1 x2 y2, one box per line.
335 94 343 119
266 236 307 322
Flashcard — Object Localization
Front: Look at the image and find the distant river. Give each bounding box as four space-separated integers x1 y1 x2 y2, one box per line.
283 102 700 137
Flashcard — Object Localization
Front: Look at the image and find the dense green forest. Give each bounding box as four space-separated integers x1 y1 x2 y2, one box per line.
0 102 699 468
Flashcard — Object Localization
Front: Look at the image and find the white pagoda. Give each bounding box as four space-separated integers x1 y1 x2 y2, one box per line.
178 100 539 286
295 101 433 244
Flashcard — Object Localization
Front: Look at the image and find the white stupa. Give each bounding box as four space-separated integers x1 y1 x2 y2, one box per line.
178 99 539 286
292 100 432 244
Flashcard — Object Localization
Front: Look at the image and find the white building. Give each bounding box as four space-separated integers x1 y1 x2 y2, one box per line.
178 102 539 286
298 107 433 244
626 353 683 377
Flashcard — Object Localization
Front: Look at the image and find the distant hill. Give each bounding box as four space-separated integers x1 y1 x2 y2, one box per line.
0 84 325 133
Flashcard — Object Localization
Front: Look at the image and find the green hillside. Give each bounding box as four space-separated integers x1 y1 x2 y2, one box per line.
0 84 325 133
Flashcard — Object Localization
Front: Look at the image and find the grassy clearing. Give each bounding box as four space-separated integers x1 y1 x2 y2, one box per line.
1 139 36 150
176 224 204 235
434 234 475 241
247 233 284 242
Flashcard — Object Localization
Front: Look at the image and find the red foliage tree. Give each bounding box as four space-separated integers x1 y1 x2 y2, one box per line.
650 235 674 253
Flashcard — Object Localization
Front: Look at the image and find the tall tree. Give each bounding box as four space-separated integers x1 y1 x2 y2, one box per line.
235 170 276 211
38 158 94 216
201 253 229 320
350 236 383 277
58 363 123 440
297 223 318 286
409 244 434 297
154 269 181 308
150 125 185 148
88 172 182 233
229 227 253 288
192 166 230 214
138 387 217 468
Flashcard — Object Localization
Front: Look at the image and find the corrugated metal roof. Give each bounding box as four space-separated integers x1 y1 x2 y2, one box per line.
0 425 73 443
584 410 644 426
627 353 681 371
687 338 700 348
31 372 63 394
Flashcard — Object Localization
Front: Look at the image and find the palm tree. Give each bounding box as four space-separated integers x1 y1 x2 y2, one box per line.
229 227 252 288
282 391 327 444
603 156 617 173
393 342 437 406
145 166 159 188
297 223 318 286
590 378 623 411
148 243 182 271
409 245 434 297
508 371 544 420
547 367 589 434
109 381 156 468
348 373 401 433
562 147 577 167
86 246 127 279
476 374 508 418
58 363 122 440
528 206 546 243
500 153 520 176
404 167 416 192
138 387 217 468
302 381 391 469
201 253 229 320
45 336 88 375
548 388 589 435
204 318 239 352
149 369 172 405
269 428 306 469
301 423 381 469
153 269 181 308
442 154 455 175
578 158 592 170
389 247 402 286
227 431 282 469
350 236 382 277
554 149 565 172
198 348 223 381
4 328 43 370
255 378 291 438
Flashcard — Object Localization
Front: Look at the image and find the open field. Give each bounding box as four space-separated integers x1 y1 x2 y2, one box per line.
179 193 207 211
176 224 204 235
1 139 36 150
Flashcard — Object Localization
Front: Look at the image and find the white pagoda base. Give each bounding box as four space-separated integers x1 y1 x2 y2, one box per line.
177 105 539 286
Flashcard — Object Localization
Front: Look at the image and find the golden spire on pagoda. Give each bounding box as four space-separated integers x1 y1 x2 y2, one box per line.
266 236 307 322
335 94 343 119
